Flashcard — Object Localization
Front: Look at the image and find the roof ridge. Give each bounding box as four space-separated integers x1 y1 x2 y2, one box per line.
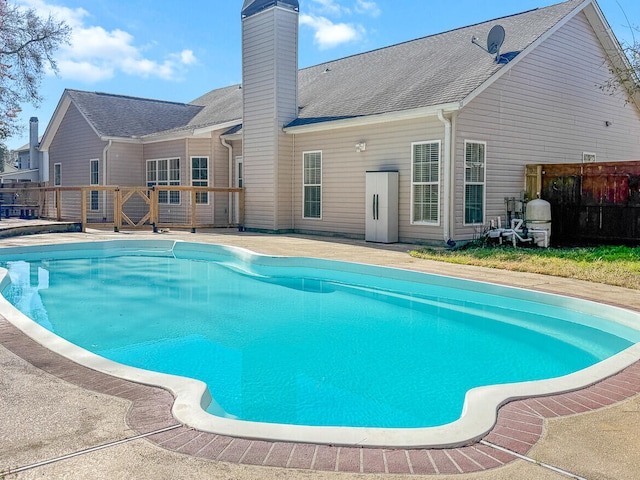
67 89 197 108
299 0 577 72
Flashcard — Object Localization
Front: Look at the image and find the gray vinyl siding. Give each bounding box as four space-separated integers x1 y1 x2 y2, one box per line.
48 103 107 187
292 117 446 243
242 6 298 231
454 12 640 241
107 142 144 186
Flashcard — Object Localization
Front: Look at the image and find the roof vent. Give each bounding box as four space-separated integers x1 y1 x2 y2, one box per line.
472 25 505 63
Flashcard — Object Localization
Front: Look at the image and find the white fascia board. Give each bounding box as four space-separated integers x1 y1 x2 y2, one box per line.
99 136 143 144
460 0 591 109
0 169 39 177
192 120 243 137
283 103 461 134
136 120 243 144
39 94 72 152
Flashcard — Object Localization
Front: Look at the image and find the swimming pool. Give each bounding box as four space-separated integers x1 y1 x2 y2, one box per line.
1 239 640 448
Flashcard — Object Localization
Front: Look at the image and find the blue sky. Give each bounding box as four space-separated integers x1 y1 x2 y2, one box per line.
7 0 640 150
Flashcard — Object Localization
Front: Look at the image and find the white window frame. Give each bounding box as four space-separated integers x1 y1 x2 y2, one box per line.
464 140 487 226
411 141 441 225
303 151 322 220
191 156 209 205
89 158 99 211
53 163 62 186
582 152 596 163
147 158 181 205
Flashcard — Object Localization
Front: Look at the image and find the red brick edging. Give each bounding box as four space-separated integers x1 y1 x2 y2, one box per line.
2 316 640 475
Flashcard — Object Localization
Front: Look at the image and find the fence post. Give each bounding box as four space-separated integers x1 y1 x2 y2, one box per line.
114 187 121 232
191 189 197 233
80 187 87 232
56 188 61 220
239 189 245 227
149 187 158 229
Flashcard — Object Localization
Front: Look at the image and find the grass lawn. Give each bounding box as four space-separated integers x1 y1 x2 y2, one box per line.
410 244 640 290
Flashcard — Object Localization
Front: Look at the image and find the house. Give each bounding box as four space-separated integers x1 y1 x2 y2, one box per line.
38 0 640 244
2 117 46 183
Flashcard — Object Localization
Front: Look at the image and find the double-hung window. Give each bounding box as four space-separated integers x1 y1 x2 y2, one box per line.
464 141 486 225
147 158 180 204
411 141 440 224
89 159 99 211
303 151 322 219
191 157 209 204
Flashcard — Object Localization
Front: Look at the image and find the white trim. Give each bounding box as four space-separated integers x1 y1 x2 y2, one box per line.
39 95 71 152
302 150 322 220
284 103 461 134
410 140 441 226
463 140 487 226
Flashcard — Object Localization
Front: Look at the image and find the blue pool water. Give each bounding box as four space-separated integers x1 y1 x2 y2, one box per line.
1 241 638 429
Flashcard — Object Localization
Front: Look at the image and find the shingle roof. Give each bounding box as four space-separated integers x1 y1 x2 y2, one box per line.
66 90 203 138
291 0 581 126
65 0 582 138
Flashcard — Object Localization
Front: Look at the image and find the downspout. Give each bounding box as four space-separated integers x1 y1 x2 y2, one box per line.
291 133 295 231
437 110 452 245
102 140 112 185
221 136 233 224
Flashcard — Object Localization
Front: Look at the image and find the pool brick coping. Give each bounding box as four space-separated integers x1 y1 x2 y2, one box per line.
3 315 640 475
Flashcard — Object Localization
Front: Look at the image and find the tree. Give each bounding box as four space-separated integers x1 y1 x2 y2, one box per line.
598 19 640 104
0 0 70 140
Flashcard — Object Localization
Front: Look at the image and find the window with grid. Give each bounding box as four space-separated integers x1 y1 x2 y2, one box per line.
191 157 209 204
464 141 486 225
411 142 440 224
147 158 180 204
90 159 99 211
303 151 322 219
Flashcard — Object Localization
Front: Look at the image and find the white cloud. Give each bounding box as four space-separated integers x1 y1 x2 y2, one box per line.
178 50 197 66
16 0 197 83
302 1 381 50
355 0 381 18
309 0 351 16
300 14 363 50
57 60 114 83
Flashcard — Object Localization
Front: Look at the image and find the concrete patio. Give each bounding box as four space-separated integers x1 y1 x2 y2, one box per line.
1 225 640 479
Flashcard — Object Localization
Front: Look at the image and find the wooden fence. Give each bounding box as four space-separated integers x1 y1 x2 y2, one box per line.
526 161 640 244
0 185 245 233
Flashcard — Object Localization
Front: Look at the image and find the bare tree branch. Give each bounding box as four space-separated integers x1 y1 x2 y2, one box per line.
0 0 70 141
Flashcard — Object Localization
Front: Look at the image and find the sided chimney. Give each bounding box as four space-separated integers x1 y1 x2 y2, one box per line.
29 117 39 171
241 0 299 231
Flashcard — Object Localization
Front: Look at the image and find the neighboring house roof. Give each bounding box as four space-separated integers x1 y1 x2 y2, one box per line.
40 0 634 146
14 136 42 153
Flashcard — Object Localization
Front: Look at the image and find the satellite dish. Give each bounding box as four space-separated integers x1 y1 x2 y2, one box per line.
487 25 505 55
471 24 506 62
